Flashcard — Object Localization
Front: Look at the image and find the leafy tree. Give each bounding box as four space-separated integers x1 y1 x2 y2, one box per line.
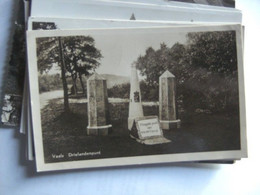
134 30 239 113
35 22 70 111
36 31 102 111
186 31 237 74
135 42 187 87
63 36 102 95
135 42 188 102
183 31 239 112
37 37 70 111
108 83 130 99
37 37 59 74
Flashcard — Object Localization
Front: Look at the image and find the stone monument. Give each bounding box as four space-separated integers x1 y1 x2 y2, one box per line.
87 73 112 135
128 65 170 145
128 64 144 130
159 70 181 130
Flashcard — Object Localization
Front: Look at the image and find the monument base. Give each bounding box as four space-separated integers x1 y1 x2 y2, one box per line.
87 124 112 136
160 119 181 130
130 134 171 145
129 116 171 145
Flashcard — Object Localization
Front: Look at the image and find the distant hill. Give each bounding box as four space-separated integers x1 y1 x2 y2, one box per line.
101 74 130 88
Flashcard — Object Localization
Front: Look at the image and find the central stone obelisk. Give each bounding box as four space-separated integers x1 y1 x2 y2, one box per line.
87 73 112 135
128 64 144 130
127 65 170 145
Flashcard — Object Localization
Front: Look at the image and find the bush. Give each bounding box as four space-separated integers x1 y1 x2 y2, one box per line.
38 74 63 93
108 83 130 99
107 81 159 102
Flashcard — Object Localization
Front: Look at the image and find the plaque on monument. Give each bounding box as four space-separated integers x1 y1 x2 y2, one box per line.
138 118 162 138
130 116 171 145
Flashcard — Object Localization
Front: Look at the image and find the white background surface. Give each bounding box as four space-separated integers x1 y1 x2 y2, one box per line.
0 0 260 194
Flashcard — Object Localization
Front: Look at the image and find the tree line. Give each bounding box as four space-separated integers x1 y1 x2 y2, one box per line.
134 30 239 113
108 31 239 114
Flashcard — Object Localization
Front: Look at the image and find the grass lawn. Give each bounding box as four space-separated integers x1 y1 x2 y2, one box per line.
41 98 240 163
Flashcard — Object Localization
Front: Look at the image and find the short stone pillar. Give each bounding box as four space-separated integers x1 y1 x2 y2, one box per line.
128 64 144 130
159 70 181 130
87 73 112 135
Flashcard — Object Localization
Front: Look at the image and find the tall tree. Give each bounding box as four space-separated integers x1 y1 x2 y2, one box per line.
37 36 70 111
63 36 102 95
35 22 71 111
58 37 70 111
37 34 102 112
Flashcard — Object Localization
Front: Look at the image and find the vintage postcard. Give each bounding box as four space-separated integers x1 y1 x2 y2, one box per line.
27 24 246 171
26 18 241 164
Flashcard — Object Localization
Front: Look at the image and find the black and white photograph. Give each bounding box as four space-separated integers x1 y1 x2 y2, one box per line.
27 25 246 171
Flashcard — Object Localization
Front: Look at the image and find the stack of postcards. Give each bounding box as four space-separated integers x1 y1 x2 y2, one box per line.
1 0 247 172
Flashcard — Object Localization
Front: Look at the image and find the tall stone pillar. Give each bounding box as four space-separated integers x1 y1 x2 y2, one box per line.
159 70 181 130
128 64 144 130
87 73 112 135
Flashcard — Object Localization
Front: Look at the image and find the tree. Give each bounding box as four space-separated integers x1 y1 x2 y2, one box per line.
37 36 70 111
135 43 187 86
186 31 237 74
34 22 71 111
37 37 59 74
36 24 102 111
184 30 239 112
134 30 238 113
63 36 102 95
134 42 188 101
58 37 70 111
